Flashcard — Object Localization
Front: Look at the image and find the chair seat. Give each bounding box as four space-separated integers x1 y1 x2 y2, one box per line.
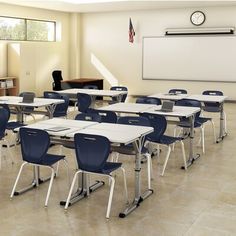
160 135 183 145
111 144 148 156
39 153 65 166
99 162 122 174
197 117 212 124
177 120 202 128
7 122 26 130
203 106 221 112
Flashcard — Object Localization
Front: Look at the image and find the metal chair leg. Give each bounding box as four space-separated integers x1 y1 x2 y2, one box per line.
45 167 55 207
161 146 171 176
106 176 115 219
10 162 27 198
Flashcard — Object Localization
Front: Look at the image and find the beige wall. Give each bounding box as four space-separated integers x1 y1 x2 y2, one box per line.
80 6 236 100
0 43 7 77
0 3 70 96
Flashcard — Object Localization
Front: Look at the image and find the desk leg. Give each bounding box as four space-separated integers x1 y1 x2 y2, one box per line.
217 104 227 143
46 104 56 119
182 115 200 169
60 173 105 206
119 137 153 218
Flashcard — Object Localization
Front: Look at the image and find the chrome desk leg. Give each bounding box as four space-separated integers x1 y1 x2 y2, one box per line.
182 115 200 169
217 103 227 143
119 137 153 218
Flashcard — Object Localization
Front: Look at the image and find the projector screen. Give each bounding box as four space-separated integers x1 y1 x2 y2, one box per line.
142 36 236 82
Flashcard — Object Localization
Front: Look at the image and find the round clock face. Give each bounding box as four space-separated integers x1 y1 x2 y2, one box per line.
190 11 205 26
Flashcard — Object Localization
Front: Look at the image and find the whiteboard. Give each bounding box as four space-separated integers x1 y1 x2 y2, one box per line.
142 36 236 82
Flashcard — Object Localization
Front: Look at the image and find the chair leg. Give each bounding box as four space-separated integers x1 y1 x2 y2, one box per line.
45 167 55 207
180 141 187 170
120 167 128 204
161 146 171 176
145 153 152 189
106 176 115 219
201 126 205 154
65 170 81 210
10 162 27 198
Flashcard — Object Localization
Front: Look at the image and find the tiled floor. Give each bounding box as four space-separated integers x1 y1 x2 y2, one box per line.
0 103 235 235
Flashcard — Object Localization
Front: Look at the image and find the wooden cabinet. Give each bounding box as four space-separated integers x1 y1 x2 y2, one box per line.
0 77 18 96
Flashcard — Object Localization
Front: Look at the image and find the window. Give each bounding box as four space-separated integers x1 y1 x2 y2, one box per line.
0 16 56 42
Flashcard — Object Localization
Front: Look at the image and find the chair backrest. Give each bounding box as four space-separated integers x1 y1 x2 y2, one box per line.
53 94 69 117
74 133 110 172
83 85 98 90
75 113 101 122
169 89 187 94
202 90 223 109
52 70 63 91
142 113 167 142
175 98 201 121
0 107 9 139
19 92 36 112
0 104 10 120
44 91 61 99
19 128 50 164
77 93 92 113
88 109 117 123
110 86 128 102
117 116 150 127
136 96 161 105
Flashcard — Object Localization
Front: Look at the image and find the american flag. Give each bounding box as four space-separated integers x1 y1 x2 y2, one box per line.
129 18 135 43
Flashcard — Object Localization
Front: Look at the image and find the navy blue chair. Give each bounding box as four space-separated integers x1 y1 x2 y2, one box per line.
65 133 128 219
44 91 69 118
44 91 61 99
110 86 128 103
136 96 161 105
88 109 117 123
168 89 187 94
175 99 216 153
202 90 227 133
112 116 153 188
10 128 68 207
75 112 101 122
77 93 92 113
52 70 63 91
142 113 187 176
0 107 14 168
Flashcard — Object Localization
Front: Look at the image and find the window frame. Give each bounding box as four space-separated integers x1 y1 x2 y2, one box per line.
0 15 56 42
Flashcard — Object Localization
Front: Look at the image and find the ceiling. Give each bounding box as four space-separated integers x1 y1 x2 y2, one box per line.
0 0 236 13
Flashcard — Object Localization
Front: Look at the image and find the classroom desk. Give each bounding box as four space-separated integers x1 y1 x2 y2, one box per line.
15 118 153 218
150 93 228 143
0 96 64 123
99 103 201 168
58 88 128 105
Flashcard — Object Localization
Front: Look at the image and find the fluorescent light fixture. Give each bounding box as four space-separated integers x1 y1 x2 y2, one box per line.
60 0 127 3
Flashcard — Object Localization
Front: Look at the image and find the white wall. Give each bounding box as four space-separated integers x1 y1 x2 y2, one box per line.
80 6 236 100
0 3 70 96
